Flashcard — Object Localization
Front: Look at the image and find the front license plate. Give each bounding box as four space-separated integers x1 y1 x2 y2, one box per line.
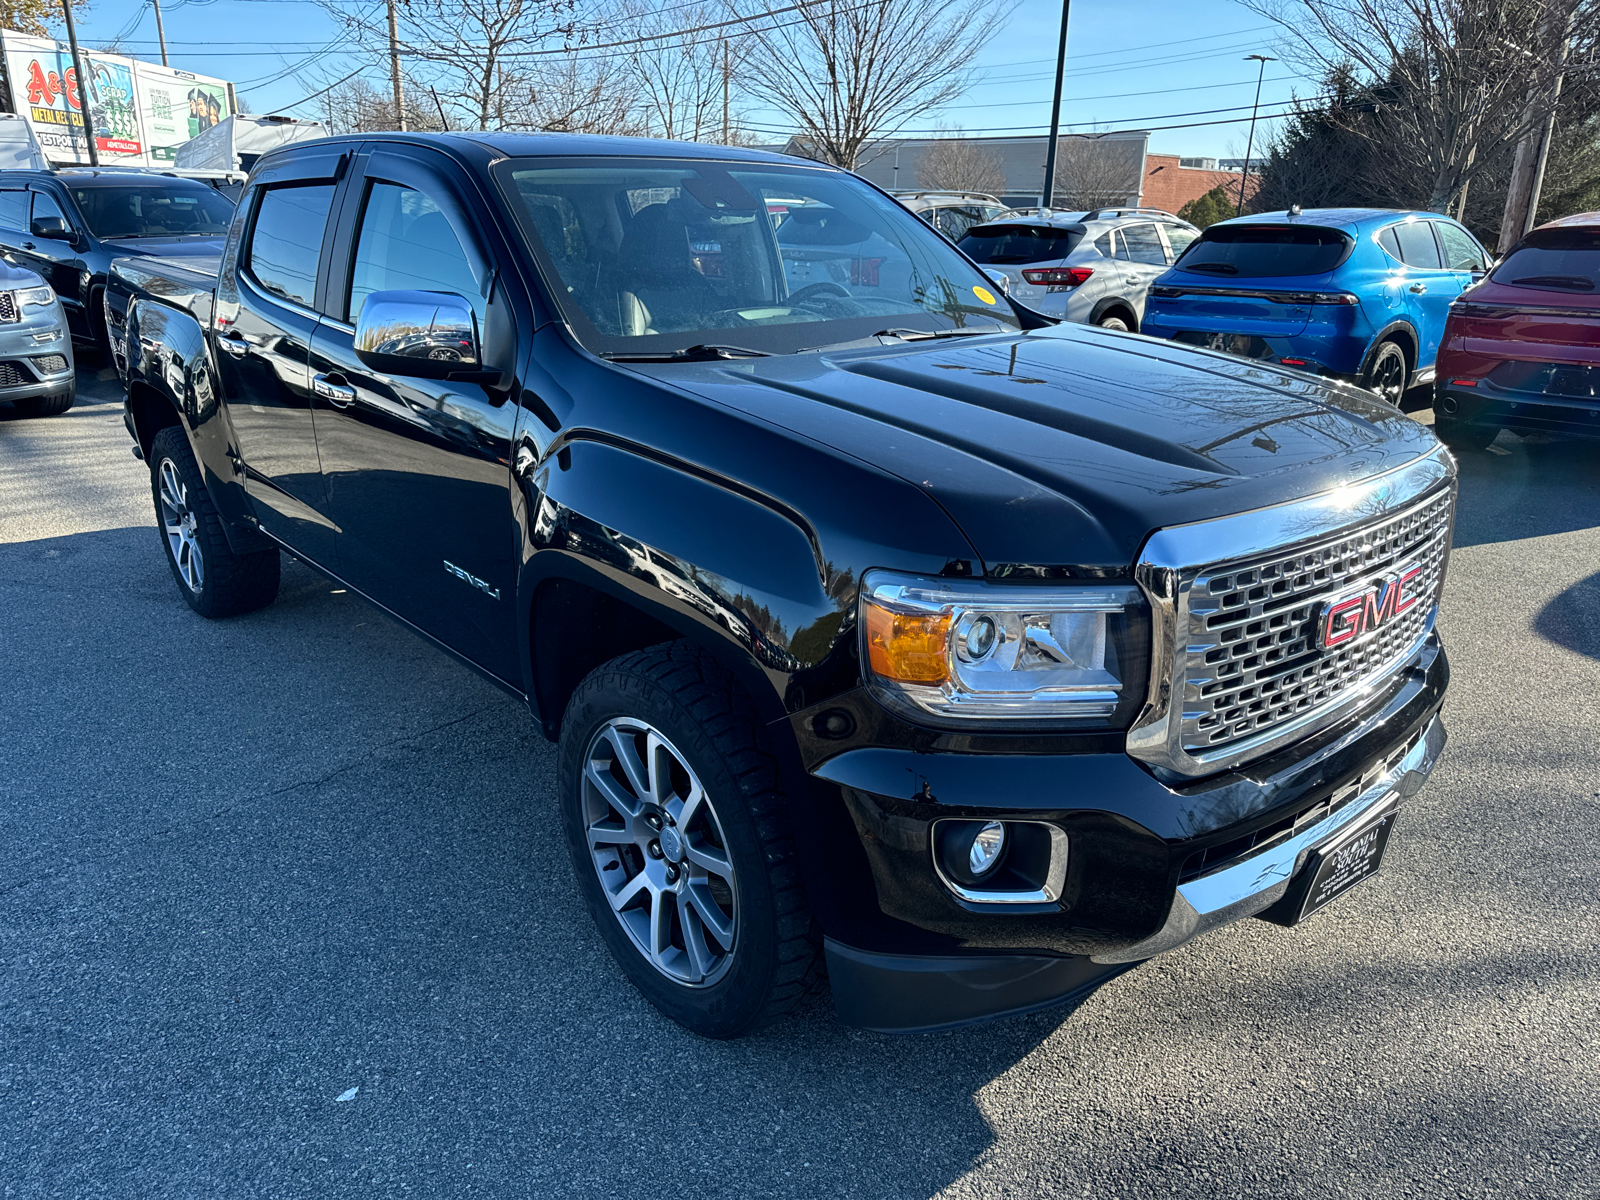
1291 801 1398 923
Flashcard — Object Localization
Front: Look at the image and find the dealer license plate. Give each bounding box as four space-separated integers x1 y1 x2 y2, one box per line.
1291 801 1398 923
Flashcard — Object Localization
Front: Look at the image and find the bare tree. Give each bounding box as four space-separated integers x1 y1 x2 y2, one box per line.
1240 0 1594 211
608 0 734 141
519 51 649 133
312 74 448 135
737 0 1010 170
1049 135 1142 209
318 0 576 131
914 134 1006 194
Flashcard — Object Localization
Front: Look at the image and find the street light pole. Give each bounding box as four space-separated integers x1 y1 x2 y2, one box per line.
1237 54 1273 216
1040 0 1071 209
60 0 97 166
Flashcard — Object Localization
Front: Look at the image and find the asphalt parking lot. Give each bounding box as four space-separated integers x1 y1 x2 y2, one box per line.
2 367 1598 1199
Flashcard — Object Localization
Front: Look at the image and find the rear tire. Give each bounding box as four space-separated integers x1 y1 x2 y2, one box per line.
149 425 280 618
1360 340 1409 407
1433 413 1500 451
1096 314 1131 332
558 642 819 1038
11 387 74 417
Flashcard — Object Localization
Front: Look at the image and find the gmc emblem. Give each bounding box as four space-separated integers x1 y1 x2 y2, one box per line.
1316 563 1426 650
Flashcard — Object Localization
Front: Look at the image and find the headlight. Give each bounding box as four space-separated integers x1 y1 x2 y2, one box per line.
15 286 54 307
859 570 1148 729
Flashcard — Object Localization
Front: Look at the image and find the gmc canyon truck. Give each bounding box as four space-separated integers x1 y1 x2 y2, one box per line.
110 133 1454 1038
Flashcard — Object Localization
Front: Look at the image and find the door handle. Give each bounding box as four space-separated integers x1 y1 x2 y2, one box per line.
1408 283 1427 294
313 372 356 408
217 333 248 357
21 241 34 249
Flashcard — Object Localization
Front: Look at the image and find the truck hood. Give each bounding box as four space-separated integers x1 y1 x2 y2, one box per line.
97 235 227 258
641 324 1441 573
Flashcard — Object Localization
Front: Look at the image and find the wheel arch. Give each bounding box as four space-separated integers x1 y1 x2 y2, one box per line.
1363 321 1418 379
1089 296 1139 332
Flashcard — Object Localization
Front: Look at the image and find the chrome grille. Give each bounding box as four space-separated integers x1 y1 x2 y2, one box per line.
0 292 16 323
1181 486 1454 752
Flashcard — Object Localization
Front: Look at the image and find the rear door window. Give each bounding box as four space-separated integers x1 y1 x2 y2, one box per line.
246 183 336 308
1434 221 1487 272
957 224 1082 264
0 189 26 230
1391 221 1442 269
1177 224 1352 278
1120 223 1168 265
1492 228 1600 292
935 206 983 240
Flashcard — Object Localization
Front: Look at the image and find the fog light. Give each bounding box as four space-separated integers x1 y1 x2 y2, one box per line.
969 821 1006 875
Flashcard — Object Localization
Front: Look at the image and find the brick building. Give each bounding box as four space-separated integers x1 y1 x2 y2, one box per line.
1141 154 1261 216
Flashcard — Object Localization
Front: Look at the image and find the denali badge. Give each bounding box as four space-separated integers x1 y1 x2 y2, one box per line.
1316 563 1424 650
443 560 501 600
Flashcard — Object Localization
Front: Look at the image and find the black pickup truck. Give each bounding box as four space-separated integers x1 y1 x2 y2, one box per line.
110 133 1454 1037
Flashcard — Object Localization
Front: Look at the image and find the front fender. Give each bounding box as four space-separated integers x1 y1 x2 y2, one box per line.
519 433 854 729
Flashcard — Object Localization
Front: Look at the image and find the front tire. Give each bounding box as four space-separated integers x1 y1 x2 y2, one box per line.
558 643 818 1038
1361 340 1409 407
149 425 280 618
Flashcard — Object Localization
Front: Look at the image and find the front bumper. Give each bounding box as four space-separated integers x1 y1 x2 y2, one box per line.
813 634 1448 1031
0 306 74 399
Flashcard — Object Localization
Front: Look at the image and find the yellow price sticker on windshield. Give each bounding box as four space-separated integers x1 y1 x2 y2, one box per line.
973 285 997 305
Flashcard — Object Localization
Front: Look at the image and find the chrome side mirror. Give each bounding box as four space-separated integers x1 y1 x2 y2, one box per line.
353 289 480 380
983 268 1011 296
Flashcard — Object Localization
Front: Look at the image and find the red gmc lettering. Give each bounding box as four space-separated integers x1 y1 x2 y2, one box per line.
1319 563 1425 649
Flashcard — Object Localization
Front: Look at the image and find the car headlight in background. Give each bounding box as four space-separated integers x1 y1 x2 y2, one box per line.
859 570 1148 729
15 286 54 308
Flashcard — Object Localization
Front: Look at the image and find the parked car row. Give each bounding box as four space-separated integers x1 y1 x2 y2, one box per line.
0 165 235 416
952 201 1600 452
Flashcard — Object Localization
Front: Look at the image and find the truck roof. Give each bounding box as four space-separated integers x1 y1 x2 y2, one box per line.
267 130 810 168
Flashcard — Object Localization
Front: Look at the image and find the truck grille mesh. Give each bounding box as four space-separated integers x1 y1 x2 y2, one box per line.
0 292 17 323
1181 487 1454 752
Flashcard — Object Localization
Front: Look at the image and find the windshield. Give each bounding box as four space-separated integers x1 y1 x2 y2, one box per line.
494 157 1021 357
1175 224 1352 278
958 224 1083 264
1493 228 1600 292
70 184 235 238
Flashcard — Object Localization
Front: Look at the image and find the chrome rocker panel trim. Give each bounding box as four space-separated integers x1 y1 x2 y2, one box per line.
1126 445 1455 778
1095 712 1445 964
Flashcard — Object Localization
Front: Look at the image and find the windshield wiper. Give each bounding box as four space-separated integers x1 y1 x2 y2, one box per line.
1511 274 1595 291
601 343 773 363
872 327 1004 342
1184 262 1240 275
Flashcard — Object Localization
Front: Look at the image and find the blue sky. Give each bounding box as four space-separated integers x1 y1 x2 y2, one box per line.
66 0 1318 158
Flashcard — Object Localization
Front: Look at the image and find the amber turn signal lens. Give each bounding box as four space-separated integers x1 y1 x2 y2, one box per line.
864 601 950 684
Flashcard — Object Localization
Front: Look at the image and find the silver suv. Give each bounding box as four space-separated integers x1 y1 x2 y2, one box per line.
891 190 1011 243
957 207 1200 330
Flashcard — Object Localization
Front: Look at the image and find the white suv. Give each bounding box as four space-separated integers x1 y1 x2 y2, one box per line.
890 190 1011 243
957 207 1200 330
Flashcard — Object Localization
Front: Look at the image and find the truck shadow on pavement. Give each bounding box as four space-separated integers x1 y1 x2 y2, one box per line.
1446 430 1600 550
1 526 1084 1200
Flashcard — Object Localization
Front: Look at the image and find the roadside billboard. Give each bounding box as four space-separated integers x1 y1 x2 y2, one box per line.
0 30 230 166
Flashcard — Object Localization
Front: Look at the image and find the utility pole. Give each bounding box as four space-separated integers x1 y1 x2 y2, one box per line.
387 0 406 131
1237 54 1273 216
60 0 97 166
721 40 730 144
1499 17 1571 253
152 0 170 66
1039 0 1070 209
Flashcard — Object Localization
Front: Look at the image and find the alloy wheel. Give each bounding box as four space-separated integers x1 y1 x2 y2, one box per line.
1369 348 1406 406
157 458 204 593
582 717 738 986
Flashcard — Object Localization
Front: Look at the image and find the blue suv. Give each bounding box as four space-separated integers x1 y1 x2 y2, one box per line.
1141 208 1492 405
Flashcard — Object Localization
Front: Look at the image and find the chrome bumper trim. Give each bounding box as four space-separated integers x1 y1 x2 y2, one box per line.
1094 713 1445 964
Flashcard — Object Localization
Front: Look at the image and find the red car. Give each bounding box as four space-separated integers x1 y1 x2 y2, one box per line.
1433 212 1600 449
